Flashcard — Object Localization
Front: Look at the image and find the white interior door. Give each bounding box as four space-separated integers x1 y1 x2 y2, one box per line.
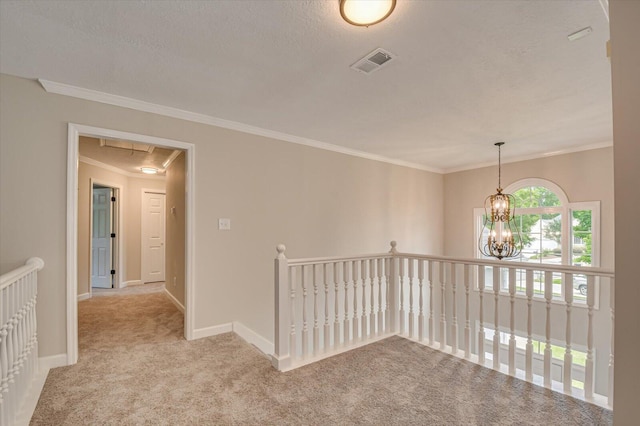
91 187 112 288
142 191 166 283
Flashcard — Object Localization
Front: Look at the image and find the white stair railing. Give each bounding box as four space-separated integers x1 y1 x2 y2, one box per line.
0 257 44 426
273 242 615 408
272 245 394 371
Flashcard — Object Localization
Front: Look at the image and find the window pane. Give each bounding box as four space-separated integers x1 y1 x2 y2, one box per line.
571 210 592 267
513 186 561 208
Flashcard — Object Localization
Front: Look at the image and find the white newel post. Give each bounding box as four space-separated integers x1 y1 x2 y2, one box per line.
272 245 291 371
388 241 400 333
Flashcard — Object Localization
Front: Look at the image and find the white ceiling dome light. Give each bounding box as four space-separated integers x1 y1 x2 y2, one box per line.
340 0 396 27
140 167 158 175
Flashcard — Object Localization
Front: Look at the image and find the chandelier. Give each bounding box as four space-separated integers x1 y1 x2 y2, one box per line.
478 142 522 260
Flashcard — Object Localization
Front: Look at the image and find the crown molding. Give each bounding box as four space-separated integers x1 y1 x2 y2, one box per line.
79 155 165 180
442 141 613 174
38 79 442 174
41 79 612 176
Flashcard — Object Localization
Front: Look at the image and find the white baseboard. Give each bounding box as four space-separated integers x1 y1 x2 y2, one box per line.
164 288 185 313
16 354 68 425
122 280 142 288
77 293 90 301
192 323 233 340
39 353 68 370
233 322 274 356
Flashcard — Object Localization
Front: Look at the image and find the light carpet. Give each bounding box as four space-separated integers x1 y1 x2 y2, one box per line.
31 292 612 425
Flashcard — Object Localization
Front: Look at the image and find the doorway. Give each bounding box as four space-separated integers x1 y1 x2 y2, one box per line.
67 123 196 365
90 183 119 290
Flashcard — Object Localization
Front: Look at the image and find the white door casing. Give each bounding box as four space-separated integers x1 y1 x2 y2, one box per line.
68 123 196 366
91 187 113 288
142 191 166 283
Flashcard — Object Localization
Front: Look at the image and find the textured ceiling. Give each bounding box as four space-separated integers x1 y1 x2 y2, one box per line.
0 0 612 172
79 136 174 176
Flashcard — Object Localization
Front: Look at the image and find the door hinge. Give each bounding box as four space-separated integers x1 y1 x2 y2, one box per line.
111 233 116 238
110 269 116 275
111 196 116 202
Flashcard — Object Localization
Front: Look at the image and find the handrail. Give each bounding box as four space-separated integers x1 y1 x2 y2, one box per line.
394 252 615 278
284 249 614 278
287 253 391 266
0 257 45 290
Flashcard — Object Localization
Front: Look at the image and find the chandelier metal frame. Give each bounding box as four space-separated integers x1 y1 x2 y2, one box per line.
478 142 523 260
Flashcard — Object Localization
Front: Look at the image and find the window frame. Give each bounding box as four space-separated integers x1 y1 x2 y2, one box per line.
474 178 600 308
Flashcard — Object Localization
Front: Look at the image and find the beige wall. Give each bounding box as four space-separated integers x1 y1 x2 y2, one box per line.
611 1 640 423
165 152 186 306
0 74 443 356
77 158 165 294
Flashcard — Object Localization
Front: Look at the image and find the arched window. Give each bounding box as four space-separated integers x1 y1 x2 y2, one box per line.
475 178 600 303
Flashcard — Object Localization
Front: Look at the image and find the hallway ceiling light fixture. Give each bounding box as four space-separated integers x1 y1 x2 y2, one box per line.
140 167 158 175
339 0 396 27
478 142 522 260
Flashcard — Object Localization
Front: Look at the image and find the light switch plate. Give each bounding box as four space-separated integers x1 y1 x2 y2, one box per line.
218 218 231 230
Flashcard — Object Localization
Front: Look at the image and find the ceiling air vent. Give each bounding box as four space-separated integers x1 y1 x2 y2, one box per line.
350 48 396 75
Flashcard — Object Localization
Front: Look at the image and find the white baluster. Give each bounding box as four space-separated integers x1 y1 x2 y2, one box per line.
525 269 534 382
384 258 391 332
492 266 500 370
312 265 319 356
608 277 615 407
353 260 360 341
464 264 471 359
343 262 350 345
388 242 400 333
563 272 574 393
544 271 553 388
408 258 415 339
439 262 446 350
301 265 308 358
323 264 330 352
428 261 435 346
361 260 367 339
418 260 425 342
377 258 384 335
1 288 7 410
584 275 595 400
508 268 516 376
399 257 405 335
333 262 340 347
6 284 15 391
451 263 458 354
288 264 296 363
369 259 376 336
478 265 486 365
